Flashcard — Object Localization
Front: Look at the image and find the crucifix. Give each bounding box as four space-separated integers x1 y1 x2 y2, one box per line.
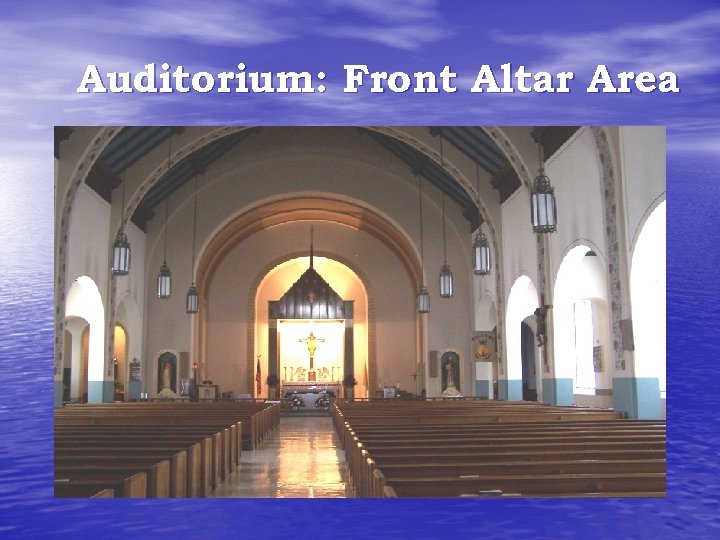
299 329 325 380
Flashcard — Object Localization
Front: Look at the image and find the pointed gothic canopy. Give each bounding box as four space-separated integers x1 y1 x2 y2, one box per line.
270 266 348 320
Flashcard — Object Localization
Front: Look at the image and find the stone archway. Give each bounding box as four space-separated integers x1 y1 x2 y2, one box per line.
254 255 370 401
64 276 106 404
195 195 424 400
553 245 610 406
629 200 665 418
505 275 540 401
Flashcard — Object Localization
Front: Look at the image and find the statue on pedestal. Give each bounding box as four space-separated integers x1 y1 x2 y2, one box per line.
157 355 178 398
441 353 462 398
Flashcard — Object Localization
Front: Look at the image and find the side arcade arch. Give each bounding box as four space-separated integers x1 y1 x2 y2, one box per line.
505 275 540 401
629 200 665 418
64 276 106 403
553 244 611 407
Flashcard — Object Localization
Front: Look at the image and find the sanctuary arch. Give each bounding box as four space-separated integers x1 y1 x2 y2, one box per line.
255 256 369 400
195 195 425 400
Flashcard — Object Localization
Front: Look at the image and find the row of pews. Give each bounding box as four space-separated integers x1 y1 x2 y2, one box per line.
333 400 666 498
54 401 280 498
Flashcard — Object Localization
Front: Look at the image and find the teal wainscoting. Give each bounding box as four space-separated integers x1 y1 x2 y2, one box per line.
498 379 522 401
541 378 574 405
613 377 663 419
475 380 491 399
88 380 114 403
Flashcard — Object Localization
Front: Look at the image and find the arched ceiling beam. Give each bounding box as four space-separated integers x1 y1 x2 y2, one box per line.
196 196 423 303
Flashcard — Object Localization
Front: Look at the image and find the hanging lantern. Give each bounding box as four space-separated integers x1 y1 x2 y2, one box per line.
417 285 430 313
439 263 453 298
531 174 557 233
157 136 174 299
186 173 200 314
438 134 453 299
472 230 491 275
112 131 131 276
111 231 131 275
472 162 491 276
186 283 199 314
416 174 429 314
157 261 172 299
531 144 557 233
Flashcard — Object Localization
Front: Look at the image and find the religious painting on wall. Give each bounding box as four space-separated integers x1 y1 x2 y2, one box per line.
157 352 177 395
441 351 461 396
129 358 141 382
473 332 494 361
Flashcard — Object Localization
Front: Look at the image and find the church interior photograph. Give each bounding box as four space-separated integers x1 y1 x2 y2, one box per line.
53 125 666 498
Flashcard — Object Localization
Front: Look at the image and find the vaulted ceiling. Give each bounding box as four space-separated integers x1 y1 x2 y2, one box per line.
55 126 578 233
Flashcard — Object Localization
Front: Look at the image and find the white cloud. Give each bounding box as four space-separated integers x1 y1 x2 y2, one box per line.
324 0 450 49
51 0 449 50
66 0 297 47
327 23 446 50
490 9 720 79
1 5 719 156
328 0 441 22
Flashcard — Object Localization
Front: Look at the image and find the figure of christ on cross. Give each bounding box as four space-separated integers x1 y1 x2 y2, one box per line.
299 329 325 370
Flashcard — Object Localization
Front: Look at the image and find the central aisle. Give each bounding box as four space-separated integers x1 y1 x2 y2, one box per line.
209 415 354 498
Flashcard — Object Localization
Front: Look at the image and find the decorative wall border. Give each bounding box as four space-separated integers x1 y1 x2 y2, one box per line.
55 127 122 377
483 128 536 378
592 127 625 372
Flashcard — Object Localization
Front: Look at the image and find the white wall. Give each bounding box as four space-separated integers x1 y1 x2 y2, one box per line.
620 126 666 252
547 128 608 280
65 184 111 299
501 188 538 297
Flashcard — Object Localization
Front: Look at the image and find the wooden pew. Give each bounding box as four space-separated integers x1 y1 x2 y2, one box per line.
54 483 115 498
333 401 665 498
55 461 170 498
61 401 280 451
55 418 234 482
55 452 187 497
351 438 665 497
55 436 211 497
382 485 666 498
368 447 666 464
53 401 283 497
370 459 666 497
54 472 147 498
380 473 666 498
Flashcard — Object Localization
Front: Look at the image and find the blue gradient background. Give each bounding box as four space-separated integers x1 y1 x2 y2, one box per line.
1 2 718 538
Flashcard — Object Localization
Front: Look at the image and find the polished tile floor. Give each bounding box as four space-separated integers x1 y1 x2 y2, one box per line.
209 415 354 498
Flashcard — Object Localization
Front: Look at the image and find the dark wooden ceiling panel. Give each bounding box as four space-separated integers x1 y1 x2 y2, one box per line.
84 126 522 232
531 126 581 160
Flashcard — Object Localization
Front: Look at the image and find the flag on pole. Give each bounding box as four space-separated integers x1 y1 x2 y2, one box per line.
256 357 261 397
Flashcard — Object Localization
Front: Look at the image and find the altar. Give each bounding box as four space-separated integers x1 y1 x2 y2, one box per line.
282 381 341 412
282 381 341 397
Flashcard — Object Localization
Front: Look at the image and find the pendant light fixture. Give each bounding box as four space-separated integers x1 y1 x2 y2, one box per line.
472 162 491 276
157 135 173 299
438 134 453 298
531 142 557 233
186 174 199 314
111 131 131 276
416 174 430 313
